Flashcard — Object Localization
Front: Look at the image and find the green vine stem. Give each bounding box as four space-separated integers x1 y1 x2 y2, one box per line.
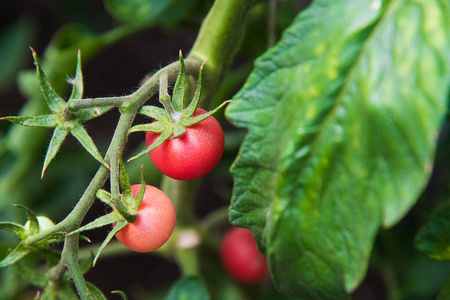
188 0 256 105
60 234 90 299
110 148 121 203
68 96 131 111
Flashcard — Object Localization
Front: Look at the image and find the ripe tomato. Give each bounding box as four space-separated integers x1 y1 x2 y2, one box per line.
146 108 225 181
115 184 176 252
220 227 269 283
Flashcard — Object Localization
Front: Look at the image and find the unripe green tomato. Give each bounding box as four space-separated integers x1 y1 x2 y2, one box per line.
24 216 55 232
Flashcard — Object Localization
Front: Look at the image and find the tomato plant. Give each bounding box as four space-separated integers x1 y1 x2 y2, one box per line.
220 227 269 283
146 108 225 181
0 0 449 300
114 184 176 253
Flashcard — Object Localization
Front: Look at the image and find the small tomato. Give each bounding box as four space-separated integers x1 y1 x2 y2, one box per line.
220 227 269 283
115 184 176 252
25 216 55 232
146 108 225 181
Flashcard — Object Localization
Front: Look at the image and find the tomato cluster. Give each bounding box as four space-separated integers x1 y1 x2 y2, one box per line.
116 109 225 253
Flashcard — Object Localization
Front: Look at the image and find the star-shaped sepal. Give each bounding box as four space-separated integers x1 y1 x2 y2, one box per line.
0 48 110 177
127 51 230 162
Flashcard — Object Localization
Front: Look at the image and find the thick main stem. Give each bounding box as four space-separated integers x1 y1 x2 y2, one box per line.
188 0 256 106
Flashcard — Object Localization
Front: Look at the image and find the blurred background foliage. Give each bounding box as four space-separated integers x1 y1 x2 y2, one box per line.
0 0 449 299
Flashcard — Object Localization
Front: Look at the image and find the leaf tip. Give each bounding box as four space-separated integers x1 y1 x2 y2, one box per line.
41 165 47 179
29 47 38 63
92 254 100 267
103 161 111 170
29 46 36 55
200 60 209 70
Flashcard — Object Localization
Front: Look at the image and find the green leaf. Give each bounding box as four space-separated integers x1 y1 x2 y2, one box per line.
111 290 128 300
96 189 114 208
128 122 165 135
0 242 30 267
133 166 147 209
70 124 109 170
86 281 107 300
132 180 146 209
69 212 119 236
31 48 66 114
183 61 205 117
165 276 210 300
127 129 172 162
225 0 450 298
172 52 186 111
138 105 167 120
415 200 450 260
14 204 39 234
180 100 231 127
42 126 69 178
119 152 132 202
93 221 127 266
0 222 26 239
69 50 84 100
0 115 58 128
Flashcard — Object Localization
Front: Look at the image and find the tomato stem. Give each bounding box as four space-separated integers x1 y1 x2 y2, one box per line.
113 199 138 223
188 0 256 105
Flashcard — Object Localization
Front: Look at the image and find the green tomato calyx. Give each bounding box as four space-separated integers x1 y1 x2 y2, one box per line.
127 51 230 162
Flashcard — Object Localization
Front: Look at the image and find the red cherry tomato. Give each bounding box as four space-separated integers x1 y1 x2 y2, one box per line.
115 184 176 253
220 227 269 283
146 108 225 181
